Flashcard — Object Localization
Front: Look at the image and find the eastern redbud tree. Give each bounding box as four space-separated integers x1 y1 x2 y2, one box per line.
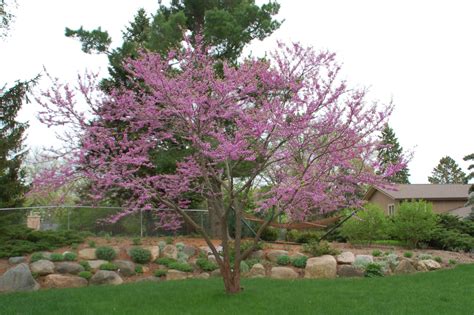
34 41 404 293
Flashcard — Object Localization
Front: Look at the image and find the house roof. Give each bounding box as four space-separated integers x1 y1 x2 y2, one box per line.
365 184 471 201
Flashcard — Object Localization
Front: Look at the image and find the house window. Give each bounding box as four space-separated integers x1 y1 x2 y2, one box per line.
388 204 395 216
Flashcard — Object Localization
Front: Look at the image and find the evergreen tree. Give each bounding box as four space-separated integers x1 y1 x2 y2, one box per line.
428 156 467 184
377 124 410 183
463 153 474 182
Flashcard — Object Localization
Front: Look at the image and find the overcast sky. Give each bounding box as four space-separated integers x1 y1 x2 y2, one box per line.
1 0 473 183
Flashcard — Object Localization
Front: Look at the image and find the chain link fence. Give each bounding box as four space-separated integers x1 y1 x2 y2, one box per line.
0 206 211 237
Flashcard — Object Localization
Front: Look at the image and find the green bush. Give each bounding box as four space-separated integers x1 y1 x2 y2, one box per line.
429 227 474 252
71 243 79 250
99 262 118 271
50 253 64 262
132 238 142 246
418 254 432 260
155 257 177 267
302 240 338 257
240 260 250 273
391 201 438 248
175 242 185 251
372 249 382 257
88 240 96 248
165 236 173 245
340 204 388 244
168 262 193 272
449 259 457 265
63 252 77 261
129 247 152 264
78 271 93 280
286 230 321 244
403 252 413 258
245 258 260 268
154 269 167 277
79 260 91 271
30 252 44 263
276 255 291 266
291 256 308 268
365 263 384 278
135 265 144 274
95 246 116 261
196 258 218 271
260 227 279 242
434 256 442 263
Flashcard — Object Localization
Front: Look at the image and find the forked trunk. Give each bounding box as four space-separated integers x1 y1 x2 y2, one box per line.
221 263 241 294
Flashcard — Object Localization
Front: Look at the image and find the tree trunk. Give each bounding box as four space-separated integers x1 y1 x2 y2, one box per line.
221 259 242 294
208 201 225 238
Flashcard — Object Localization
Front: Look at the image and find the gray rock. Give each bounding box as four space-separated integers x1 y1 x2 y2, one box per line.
30 259 55 276
414 260 429 272
195 273 210 279
421 259 441 270
208 255 217 264
162 245 178 260
336 252 355 265
211 269 222 277
0 263 39 293
337 265 364 277
142 246 160 261
43 274 88 289
199 246 212 255
78 248 96 260
250 250 265 260
166 270 188 281
87 260 108 271
114 260 136 277
354 255 374 267
183 245 196 257
8 256 26 265
394 260 417 274
290 252 308 260
266 250 289 263
55 262 85 275
90 270 123 285
305 255 337 279
249 263 266 278
270 267 298 279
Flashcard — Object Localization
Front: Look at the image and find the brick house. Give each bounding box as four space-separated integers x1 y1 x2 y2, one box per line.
364 184 471 218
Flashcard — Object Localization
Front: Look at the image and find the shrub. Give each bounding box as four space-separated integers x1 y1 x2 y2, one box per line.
382 253 399 270
196 258 218 271
155 257 177 267
176 242 185 251
154 269 167 277
291 256 308 268
168 262 193 272
372 249 382 257
135 265 144 274
158 241 166 251
88 240 96 248
63 252 77 261
71 243 79 250
245 258 260 268
434 256 442 263
302 240 338 257
365 263 384 278
177 252 189 263
99 262 118 271
30 252 44 263
449 259 457 265
418 254 432 260
240 260 250 273
340 204 388 244
78 271 93 280
391 201 438 248
79 260 91 271
276 255 291 266
129 247 152 264
50 253 64 262
95 246 116 261
260 227 279 242
132 237 142 246
165 236 173 245
403 252 413 258
428 227 474 252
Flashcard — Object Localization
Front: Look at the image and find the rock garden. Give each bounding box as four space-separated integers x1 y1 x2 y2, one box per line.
1 236 473 293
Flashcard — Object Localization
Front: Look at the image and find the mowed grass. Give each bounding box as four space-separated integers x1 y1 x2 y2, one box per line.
1 264 473 315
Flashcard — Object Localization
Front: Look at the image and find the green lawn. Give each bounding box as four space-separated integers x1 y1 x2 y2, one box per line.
1 264 473 315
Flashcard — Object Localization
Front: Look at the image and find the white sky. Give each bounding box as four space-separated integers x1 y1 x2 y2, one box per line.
1 0 473 183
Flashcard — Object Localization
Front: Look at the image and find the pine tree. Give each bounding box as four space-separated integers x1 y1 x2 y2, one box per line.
463 153 474 182
428 156 467 184
377 124 410 183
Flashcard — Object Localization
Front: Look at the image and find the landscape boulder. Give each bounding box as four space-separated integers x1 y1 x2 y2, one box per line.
182 245 196 257
421 259 441 270
336 252 355 265
250 250 265 260
195 273 210 279
267 250 289 263
270 267 298 279
354 255 374 267
0 263 39 293
30 260 55 276
414 260 429 272
90 270 123 285
211 269 222 277
8 256 26 265
115 260 136 277
162 245 178 260
43 274 88 289
249 263 266 278
78 248 96 260
54 262 85 275
394 260 417 274
87 260 108 271
305 255 337 279
143 246 160 261
166 270 188 281
337 265 364 277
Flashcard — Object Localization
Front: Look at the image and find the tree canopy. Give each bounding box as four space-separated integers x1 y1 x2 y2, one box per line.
428 156 467 184
377 124 410 184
